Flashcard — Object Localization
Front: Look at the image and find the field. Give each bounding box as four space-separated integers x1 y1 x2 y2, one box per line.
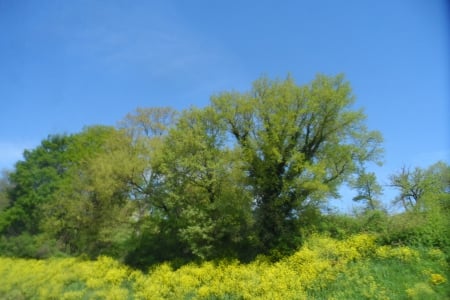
1 234 448 300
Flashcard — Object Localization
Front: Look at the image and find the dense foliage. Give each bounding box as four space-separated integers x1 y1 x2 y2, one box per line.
0 74 449 298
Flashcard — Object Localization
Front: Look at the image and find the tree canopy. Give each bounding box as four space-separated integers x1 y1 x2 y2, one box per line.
2 73 448 267
211 74 382 250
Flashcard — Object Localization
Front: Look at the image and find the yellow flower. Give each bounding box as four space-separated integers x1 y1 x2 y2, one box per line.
430 273 446 285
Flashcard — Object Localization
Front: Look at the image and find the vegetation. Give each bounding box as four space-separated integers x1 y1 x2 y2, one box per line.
0 74 448 298
1 234 448 299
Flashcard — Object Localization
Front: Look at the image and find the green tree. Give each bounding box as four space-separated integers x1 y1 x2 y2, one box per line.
0 126 136 257
386 162 450 247
119 106 178 138
42 126 134 256
157 107 254 260
423 161 450 211
350 170 383 211
117 107 195 266
389 165 443 212
211 74 383 251
0 170 12 212
0 135 73 236
117 107 178 222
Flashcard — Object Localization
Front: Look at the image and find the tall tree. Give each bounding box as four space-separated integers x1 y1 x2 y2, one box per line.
211 74 383 251
158 107 254 259
42 126 134 255
0 135 73 235
117 107 178 225
0 125 135 255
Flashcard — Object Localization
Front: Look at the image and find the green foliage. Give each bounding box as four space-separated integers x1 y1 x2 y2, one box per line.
41 126 136 256
380 210 449 251
0 134 73 235
0 126 137 257
349 170 383 211
124 218 195 270
383 162 450 251
0 170 12 212
153 107 255 260
311 251 449 299
119 106 178 138
0 233 64 259
390 162 449 212
211 74 383 251
317 209 389 240
2 73 449 280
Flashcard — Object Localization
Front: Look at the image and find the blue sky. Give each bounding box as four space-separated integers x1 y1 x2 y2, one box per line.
0 0 448 210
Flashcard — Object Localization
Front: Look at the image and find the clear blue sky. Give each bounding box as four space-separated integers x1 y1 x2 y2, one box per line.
1 0 448 210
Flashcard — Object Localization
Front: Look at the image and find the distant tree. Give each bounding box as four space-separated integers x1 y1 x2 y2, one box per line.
386 162 450 247
350 170 383 211
211 74 383 251
425 161 450 211
389 164 445 212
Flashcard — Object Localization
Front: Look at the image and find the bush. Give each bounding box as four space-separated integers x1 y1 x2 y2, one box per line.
381 211 450 249
315 210 388 239
0 233 63 259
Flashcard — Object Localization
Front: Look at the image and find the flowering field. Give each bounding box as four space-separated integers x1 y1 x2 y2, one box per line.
1 234 448 299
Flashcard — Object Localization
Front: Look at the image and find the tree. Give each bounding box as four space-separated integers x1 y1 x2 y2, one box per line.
119 106 178 139
41 126 135 255
0 170 12 212
387 162 450 247
117 107 178 222
390 166 436 212
0 135 73 235
156 107 254 260
389 161 449 215
117 107 199 265
0 126 136 256
350 170 383 211
211 74 383 251
121 107 255 265
424 161 450 211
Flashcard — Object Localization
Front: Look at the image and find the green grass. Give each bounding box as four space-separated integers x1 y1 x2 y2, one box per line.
308 256 449 299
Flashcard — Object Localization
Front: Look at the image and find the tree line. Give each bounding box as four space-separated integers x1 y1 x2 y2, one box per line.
0 74 448 268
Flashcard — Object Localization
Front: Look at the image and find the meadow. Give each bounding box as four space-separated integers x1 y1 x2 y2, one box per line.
1 233 448 300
